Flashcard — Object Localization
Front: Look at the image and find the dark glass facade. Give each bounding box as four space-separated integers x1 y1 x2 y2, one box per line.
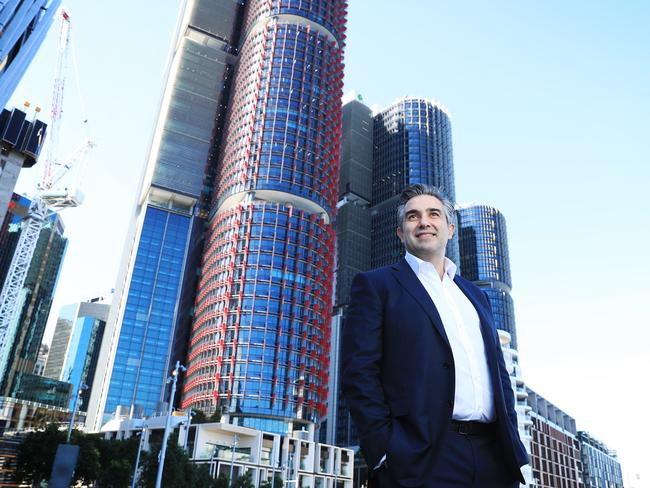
12 372 71 409
456 204 518 349
0 0 61 109
87 0 245 430
371 98 458 268
0 204 67 397
182 0 347 433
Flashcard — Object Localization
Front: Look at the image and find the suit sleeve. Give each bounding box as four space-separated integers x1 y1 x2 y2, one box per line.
340 272 391 468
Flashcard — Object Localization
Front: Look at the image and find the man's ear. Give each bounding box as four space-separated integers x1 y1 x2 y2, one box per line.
396 225 404 243
448 223 455 239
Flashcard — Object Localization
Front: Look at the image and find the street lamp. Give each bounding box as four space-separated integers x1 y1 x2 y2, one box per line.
229 433 239 487
154 360 186 488
66 382 88 443
131 423 147 488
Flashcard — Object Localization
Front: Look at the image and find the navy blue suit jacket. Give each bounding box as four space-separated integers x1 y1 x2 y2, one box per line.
341 258 529 485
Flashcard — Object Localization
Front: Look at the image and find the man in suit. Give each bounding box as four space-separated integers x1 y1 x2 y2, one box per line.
341 184 528 488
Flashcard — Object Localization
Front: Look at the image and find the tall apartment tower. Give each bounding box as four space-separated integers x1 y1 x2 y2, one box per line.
371 97 458 268
86 0 245 431
456 204 518 348
181 0 347 435
456 204 533 485
0 0 61 109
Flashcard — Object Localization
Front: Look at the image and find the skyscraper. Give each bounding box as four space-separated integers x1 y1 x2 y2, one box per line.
371 97 458 268
0 0 61 109
324 95 372 449
44 299 109 410
181 0 347 435
86 0 245 431
456 204 518 348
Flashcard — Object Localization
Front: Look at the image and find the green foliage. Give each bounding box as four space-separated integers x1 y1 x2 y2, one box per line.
259 474 284 488
15 425 138 487
191 408 222 424
15 423 64 486
94 435 140 487
139 433 217 487
232 470 254 488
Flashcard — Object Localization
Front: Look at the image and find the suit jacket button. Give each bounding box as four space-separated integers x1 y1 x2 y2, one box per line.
447 400 453 408
443 362 451 369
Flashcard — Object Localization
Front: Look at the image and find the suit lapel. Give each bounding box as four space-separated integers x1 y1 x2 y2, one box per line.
391 259 451 349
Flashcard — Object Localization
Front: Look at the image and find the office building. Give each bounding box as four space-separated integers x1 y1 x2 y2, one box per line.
0 0 61 109
0 195 66 398
86 0 246 431
321 96 372 452
181 0 347 436
456 204 518 348
527 388 584 488
371 97 458 268
578 431 624 488
43 299 109 410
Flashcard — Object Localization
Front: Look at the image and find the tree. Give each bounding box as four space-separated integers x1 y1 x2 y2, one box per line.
259 474 284 488
15 423 63 487
232 470 254 488
139 433 216 487
94 435 140 487
15 424 138 487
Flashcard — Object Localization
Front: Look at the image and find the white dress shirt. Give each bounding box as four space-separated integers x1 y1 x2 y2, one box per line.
404 252 496 422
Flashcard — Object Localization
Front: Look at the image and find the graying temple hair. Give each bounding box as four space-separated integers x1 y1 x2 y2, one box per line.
396 184 455 227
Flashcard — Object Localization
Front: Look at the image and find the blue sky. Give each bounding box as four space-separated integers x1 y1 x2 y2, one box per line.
10 1 649 485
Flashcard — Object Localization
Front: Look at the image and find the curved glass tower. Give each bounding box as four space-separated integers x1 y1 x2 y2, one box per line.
371 97 458 268
182 0 347 433
456 204 517 348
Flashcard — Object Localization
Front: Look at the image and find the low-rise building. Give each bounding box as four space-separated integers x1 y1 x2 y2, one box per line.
101 414 354 487
578 431 624 488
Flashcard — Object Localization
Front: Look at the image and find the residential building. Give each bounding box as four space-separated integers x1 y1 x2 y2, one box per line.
0 195 67 398
181 0 347 438
527 388 584 488
578 431 624 488
0 0 61 109
43 299 109 410
86 0 245 431
456 204 518 349
371 97 458 268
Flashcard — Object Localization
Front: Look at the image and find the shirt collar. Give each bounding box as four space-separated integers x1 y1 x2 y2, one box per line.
404 251 457 280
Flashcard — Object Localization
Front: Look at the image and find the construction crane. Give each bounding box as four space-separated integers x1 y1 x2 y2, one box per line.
0 9 94 374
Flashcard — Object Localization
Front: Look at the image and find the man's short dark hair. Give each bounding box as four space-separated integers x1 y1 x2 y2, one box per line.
396 184 455 227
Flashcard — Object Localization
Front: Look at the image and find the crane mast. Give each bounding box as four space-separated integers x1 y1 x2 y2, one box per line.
0 9 92 371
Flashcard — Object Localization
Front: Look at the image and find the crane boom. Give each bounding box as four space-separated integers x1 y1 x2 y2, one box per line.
0 9 93 368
